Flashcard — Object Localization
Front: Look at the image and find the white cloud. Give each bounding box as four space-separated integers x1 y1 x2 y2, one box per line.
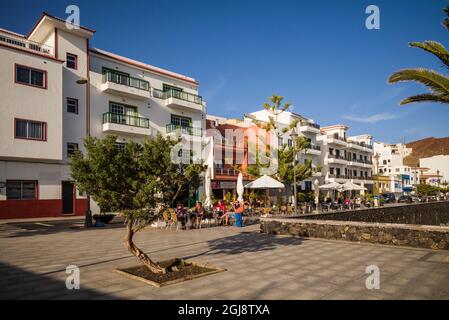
342 112 403 123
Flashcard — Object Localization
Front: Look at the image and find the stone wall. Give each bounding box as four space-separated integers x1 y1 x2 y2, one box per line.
300 201 449 226
260 218 449 250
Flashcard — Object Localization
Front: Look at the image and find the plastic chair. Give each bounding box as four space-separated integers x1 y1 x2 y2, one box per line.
162 210 172 229
170 211 181 231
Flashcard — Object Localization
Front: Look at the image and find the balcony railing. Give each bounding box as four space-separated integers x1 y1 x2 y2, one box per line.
301 121 320 129
328 174 348 179
103 69 150 91
328 154 347 160
307 144 321 151
153 88 203 105
349 158 373 165
166 124 202 137
103 112 150 128
348 140 373 149
0 30 54 56
214 167 240 176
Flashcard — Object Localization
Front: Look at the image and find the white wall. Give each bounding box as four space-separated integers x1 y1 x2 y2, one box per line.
420 155 449 183
0 46 63 161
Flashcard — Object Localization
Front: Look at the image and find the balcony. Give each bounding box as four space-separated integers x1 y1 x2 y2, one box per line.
214 167 240 177
166 124 202 137
327 154 348 165
299 121 321 134
348 158 373 168
101 69 151 100
0 30 54 56
326 135 347 146
102 112 151 136
153 89 205 112
327 174 349 182
347 140 374 153
305 144 321 155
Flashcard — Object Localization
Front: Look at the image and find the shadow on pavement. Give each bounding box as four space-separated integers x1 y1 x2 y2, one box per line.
0 261 119 300
183 230 305 259
1 218 126 238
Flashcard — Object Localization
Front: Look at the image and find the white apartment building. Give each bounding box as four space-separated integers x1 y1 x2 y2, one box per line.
318 125 374 193
244 110 324 192
0 13 206 219
373 142 417 194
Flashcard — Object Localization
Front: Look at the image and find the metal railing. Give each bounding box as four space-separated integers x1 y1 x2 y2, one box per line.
153 88 203 105
214 168 240 176
307 144 321 151
300 121 320 129
103 112 150 128
328 154 347 160
166 124 202 137
0 30 54 55
348 140 374 150
103 69 150 91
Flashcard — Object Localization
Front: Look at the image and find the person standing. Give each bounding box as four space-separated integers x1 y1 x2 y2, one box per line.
233 200 244 227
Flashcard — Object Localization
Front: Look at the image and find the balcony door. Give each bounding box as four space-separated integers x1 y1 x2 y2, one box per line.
109 102 138 126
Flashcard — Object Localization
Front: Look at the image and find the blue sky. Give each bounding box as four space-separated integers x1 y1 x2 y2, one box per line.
2 0 449 143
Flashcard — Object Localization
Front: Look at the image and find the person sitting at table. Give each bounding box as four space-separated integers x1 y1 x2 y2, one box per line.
343 197 352 209
213 200 227 226
174 202 187 229
191 201 205 228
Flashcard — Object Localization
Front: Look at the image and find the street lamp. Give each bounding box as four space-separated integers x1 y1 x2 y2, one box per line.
290 128 298 215
76 74 93 228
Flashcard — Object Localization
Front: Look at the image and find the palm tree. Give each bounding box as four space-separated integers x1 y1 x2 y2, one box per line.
388 6 449 105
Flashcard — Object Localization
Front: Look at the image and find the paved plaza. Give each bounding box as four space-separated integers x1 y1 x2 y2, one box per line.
0 218 448 300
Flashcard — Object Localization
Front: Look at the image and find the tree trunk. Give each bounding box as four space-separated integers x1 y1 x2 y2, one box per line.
123 218 166 274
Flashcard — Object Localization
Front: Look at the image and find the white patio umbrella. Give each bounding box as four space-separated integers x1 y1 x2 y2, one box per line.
244 175 285 189
341 181 366 191
318 182 343 190
244 175 285 207
318 181 342 202
204 167 212 208
237 172 244 202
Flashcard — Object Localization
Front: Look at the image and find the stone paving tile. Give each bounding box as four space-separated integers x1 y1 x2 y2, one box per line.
0 222 448 299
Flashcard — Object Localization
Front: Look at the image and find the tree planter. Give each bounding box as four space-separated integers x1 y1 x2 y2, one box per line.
115 259 226 288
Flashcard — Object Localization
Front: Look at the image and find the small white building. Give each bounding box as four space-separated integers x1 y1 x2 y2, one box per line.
419 155 449 184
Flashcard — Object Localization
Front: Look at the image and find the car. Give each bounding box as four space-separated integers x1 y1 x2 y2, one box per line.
381 193 396 204
398 195 413 203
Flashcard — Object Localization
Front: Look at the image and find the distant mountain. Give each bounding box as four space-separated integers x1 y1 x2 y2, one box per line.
404 137 449 167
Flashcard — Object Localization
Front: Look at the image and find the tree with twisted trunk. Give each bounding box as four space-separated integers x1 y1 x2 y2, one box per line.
70 134 205 274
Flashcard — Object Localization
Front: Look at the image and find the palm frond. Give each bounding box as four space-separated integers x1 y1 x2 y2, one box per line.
443 6 449 32
409 41 449 69
388 68 449 96
399 93 449 105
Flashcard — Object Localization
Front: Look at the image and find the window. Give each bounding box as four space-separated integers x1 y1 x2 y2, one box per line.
278 137 283 146
171 114 192 127
15 64 46 88
67 98 78 114
330 168 334 175
6 180 37 200
67 143 79 157
15 119 46 141
329 148 334 155
116 142 126 154
109 102 138 126
287 139 293 147
66 53 78 69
